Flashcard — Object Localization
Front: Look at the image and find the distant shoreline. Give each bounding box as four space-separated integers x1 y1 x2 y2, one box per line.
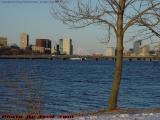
0 55 160 61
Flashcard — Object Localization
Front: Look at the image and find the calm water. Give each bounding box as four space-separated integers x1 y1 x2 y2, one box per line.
0 59 160 114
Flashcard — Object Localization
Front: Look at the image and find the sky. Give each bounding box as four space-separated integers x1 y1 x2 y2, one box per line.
0 0 154 55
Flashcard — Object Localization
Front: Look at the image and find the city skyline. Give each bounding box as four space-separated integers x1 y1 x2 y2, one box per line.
0 1 108 55
0 2 128 53
1 32 159 57
0 1 159 55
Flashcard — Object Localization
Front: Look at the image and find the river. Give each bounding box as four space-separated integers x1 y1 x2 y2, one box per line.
0 59 160 114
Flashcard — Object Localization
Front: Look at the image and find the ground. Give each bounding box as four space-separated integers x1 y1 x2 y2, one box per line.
39 108 160 120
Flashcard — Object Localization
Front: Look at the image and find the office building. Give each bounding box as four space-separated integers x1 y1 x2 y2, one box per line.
59 37 73 55
35 39 51 54
134 40 142 55
20 33 29 49
32 45 45 54
105 47 115 56
0 37 7 47
36 39 51 48
55 44 60 55
155 43 160 56
51 47 56 54
139 45 150 56
59 39 63 54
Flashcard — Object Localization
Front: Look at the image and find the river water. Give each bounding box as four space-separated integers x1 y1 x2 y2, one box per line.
0 59 160 114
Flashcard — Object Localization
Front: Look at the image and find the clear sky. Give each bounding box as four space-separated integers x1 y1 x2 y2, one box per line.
0 0 151 55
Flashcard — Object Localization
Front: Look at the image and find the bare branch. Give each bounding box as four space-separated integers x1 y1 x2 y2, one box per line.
138 18 160 38
106 0 119 14
124 3 160 32
51 0 117 34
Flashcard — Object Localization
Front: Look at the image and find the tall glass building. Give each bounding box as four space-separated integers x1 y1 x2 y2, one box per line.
20 33 29 49
59 38 73 55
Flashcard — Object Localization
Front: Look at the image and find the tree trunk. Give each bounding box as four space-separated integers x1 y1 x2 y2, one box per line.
108 1 125 110
108 42 123 110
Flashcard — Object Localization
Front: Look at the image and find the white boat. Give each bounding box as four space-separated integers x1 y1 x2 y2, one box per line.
70 57 85 60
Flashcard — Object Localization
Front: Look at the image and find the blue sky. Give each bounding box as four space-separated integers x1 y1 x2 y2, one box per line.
0 1 136 54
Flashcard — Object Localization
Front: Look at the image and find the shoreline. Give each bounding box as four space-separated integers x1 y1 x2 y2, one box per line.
1 108 160 120
68 108 160 117
0 55 160 61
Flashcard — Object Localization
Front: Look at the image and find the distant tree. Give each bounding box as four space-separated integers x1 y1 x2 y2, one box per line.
52 0 160 110
10 44 19 49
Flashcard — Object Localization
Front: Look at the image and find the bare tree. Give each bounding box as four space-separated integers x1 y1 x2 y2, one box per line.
52 0 160 110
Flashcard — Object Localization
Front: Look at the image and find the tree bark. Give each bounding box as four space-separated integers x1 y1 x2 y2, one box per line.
108 0 124 110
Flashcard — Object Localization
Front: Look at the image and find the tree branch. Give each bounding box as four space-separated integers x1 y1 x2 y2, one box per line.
124 3 160 33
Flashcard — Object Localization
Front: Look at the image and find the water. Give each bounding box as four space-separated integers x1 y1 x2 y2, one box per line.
0 59 160 114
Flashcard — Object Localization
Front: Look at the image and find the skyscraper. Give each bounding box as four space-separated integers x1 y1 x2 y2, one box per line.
36 39 51 49
59 37 73 55
59 39 63 54
34 39 52 54
105 47 115 56
139 45 150 56
0 37 7 47
20 33 29 49
134 40 142 55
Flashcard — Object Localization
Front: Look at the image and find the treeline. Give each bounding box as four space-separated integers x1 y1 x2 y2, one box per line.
0 45 39 55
